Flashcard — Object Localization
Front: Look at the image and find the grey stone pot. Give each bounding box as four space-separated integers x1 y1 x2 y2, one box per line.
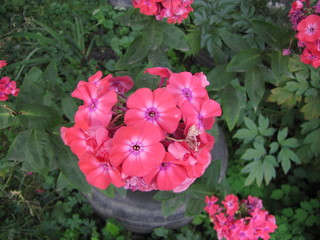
85 125 228 234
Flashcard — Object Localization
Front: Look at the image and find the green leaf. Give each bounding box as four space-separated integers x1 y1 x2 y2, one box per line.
207 64 236 91
153 191 177 201
0 103 15 129
106 222 120 237
233 128 256 145
5 130 32 161
143 20 164 50
115 35 149 70
271 50 289 80
161 23 189 51
282 208 294 217
294 208 309 222
263 155 277 184
244 117 258 133
278 147 300 174
245 67 265 111
301 96 320 120
271 189 284 200
57 146 91 193
277 128 288 144
17 104 62 130
304 128 320 156
268 86 301 108
251 19 282 45
185 196 206 216
61 96 78 121
226 48 262 72
221 83 245 130
219 29 249 54
15 67 44 107
242 160 264 186
186 184 215 197
25 130 53 174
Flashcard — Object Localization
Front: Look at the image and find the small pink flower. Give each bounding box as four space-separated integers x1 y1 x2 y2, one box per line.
109 125 165 177
282 48 291 55
222 194 239 216
71 82 117 130
125 88 181 134
0 60 7 69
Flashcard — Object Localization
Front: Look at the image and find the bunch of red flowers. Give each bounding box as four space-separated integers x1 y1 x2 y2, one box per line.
204 195 277 240
287 0 320 67
61 67 221 192
132 0 193 24
0 60 20 101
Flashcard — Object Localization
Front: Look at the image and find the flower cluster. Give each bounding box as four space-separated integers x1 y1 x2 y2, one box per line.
132 0 193 24
204 194 277 240
0 60 20 101
61 68 221 192
287 0 320 67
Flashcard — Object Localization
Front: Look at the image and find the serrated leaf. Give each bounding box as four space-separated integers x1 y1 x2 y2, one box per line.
294 208 308 222
244 117 258 132
271 189 283 200
301 201 313 212
267 87 302 108
278 148 292 174
263 155 277 184
269 142 279 154
301 96 320 120
226 48 262 72
282 208 294 217
277 128 288 143
207 64 236 91
233 128 256 144
304 128 320 156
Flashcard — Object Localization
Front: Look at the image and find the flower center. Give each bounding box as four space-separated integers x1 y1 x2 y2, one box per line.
160 162 171 170
182 88 192 101
145 107 159 121
89 99 98 111
133 144 140 151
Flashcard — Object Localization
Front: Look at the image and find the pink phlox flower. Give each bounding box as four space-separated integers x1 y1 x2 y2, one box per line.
222 194 239 216
88 71 112 88
109 125 165 177
144 152 188 191
230 218 255 240
194 72 210 87
108 75 134 94
125 87 181 134
245 195 263 213
204 195 220 216
0 60 7 69
297 14 320 42
168 141 210 178
124 176 157 191
172 176 196 192
60 126 109 158
0 76 20 100
315 1 320 13
79 147 124 190
181 99 222 143
144 67 173 78
167 72 209 108
289 1 304 16
71 82 117 130
133 0 159 15
282 48 291 56
251 208 277 240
